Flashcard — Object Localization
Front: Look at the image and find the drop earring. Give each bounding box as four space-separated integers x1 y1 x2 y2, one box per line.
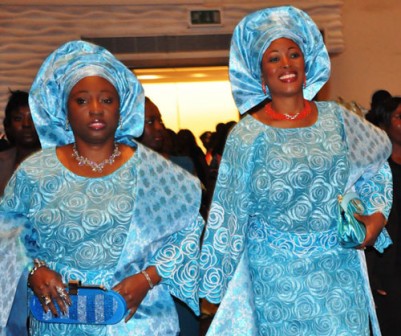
303 79 307 89
65 119 70 131
119 116 123 129
262 80 267 95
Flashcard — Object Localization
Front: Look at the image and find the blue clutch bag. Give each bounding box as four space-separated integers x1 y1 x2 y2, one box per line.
338 192 392 252
30 280 127 325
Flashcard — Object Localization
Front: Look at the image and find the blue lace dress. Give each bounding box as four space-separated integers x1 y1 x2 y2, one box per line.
0 143 204 336
200 102 392 336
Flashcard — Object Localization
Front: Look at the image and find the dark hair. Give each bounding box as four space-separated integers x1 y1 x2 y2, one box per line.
371 90 392 110
176 129 209 186
366 90 392 127
200 131 211 142
4 89 29 129
381 97 401 129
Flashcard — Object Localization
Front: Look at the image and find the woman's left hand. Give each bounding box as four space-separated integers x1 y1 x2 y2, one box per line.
354 212 386 249
113 267 161 322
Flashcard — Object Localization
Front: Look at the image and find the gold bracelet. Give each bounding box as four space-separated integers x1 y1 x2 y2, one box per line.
141 270 154 289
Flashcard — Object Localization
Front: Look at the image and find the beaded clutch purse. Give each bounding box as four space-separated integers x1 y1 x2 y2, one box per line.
30 280 126 325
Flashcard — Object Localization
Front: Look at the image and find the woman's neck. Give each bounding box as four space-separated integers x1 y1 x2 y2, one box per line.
391 142 401 164
270 95 305 116
251 95 317 128
73 140 116 163
56 143 135 178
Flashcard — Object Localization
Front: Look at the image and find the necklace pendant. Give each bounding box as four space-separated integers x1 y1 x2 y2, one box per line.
265 100 312 121
285 112 301 120
72 143 121 173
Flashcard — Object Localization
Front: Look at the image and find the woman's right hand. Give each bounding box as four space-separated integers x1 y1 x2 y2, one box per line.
113 266 161 322
28 266 71 316
354 212 387 249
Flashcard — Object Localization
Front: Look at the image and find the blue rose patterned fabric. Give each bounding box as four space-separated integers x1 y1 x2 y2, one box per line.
200 102 392 336
0 142 203 335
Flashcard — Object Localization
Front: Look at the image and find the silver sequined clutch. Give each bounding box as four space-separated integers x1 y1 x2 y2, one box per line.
30 280 126 325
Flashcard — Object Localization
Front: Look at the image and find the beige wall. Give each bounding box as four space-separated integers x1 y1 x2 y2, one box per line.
329 0 401 108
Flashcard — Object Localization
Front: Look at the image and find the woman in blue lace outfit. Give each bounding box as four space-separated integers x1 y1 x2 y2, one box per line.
200 6 392 336
0 41 204 336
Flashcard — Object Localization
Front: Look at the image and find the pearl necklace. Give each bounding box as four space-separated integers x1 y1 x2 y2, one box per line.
265 100 311 121
72 143 121 173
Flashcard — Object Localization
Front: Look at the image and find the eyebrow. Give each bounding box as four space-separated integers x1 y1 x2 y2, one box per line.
268 46 299 53
70 89 116 95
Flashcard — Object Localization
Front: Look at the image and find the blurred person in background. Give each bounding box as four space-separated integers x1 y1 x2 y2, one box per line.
0 90 41 196
365 96 401 336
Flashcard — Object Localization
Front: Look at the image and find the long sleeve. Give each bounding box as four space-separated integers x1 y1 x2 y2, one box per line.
356 162 392 219
0 172 31 231
152 213 204 314
340 103 393 252
113 144 205 314
200 117 263 304
0 170 32 328
340 103 392 191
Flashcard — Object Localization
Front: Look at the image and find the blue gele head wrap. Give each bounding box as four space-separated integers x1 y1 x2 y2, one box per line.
29 40 144 148
229 6 331 114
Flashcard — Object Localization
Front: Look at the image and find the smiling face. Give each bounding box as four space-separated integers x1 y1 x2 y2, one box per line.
67 76 120 145
261 38 305 99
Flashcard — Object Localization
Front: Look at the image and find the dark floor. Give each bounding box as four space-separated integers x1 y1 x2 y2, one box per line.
373 286 401 336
